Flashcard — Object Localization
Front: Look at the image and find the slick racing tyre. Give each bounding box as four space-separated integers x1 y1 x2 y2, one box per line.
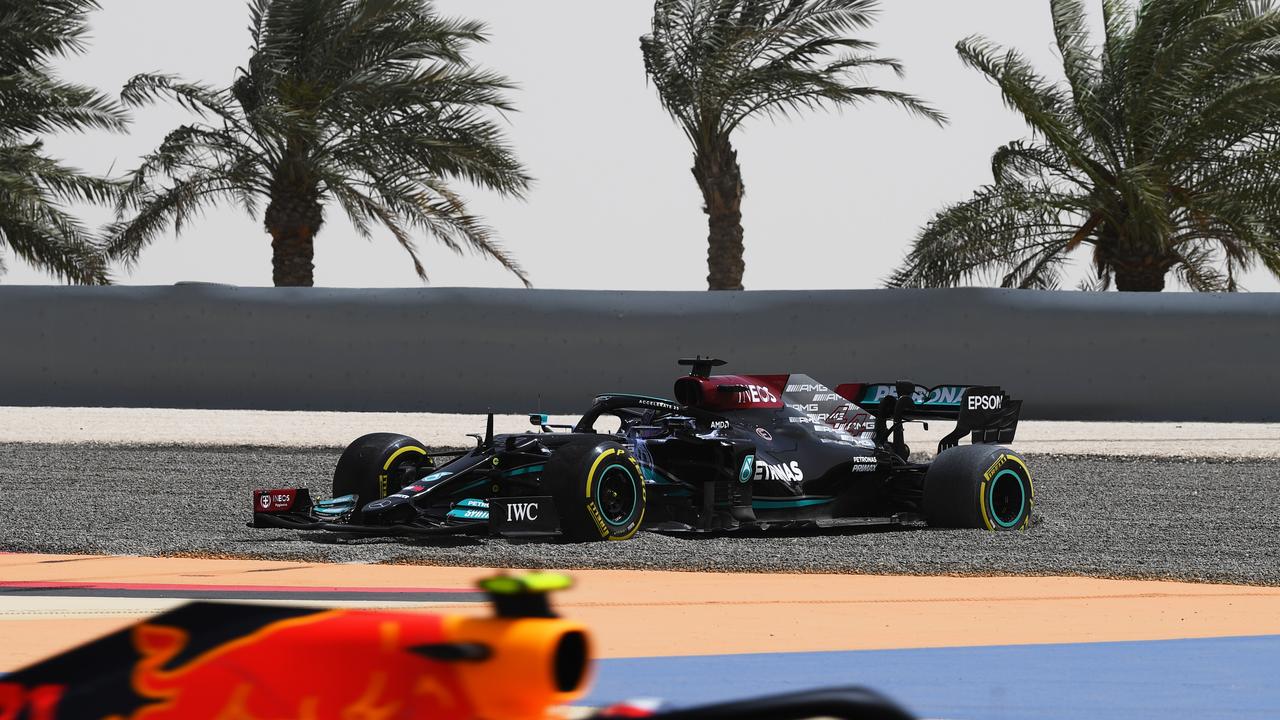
333 433 432 504
545 440 646 542
923 445 1034 531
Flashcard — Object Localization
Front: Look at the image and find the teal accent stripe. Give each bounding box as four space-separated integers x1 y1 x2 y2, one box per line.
502 464 546 477
859 385 965 406
453 478 489 494
642 464 680 484
753 497 835 510
989 468 1026 528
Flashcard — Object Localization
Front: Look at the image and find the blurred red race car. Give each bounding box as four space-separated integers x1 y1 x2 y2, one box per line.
1 573 914 720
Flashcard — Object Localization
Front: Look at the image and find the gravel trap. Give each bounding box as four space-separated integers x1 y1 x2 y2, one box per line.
0 443 1276 585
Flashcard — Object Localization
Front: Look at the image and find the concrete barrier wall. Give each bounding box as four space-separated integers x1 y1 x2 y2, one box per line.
1 284 1277 420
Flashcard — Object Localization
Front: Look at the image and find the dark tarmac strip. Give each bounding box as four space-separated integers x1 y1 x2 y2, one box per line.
1 443 1277 585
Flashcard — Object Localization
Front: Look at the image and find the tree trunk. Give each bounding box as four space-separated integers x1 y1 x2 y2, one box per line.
1113 266 1167 291
1111 254 1174 292
692 138 745 291
1096 225 1173 292
264 187 324 287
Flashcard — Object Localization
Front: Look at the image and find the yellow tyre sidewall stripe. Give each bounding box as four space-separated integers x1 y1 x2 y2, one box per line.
382 445 428 471
377 445 428 498
585 448 619 498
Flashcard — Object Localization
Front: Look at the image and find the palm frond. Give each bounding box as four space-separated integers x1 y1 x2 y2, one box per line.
0 0 125 283
1050 0 1113 151
888 181 1091 289
114 0 531 286
894 0 1280 292
642 0 944 141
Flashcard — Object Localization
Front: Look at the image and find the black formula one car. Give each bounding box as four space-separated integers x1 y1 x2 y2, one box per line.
252 358 1033 542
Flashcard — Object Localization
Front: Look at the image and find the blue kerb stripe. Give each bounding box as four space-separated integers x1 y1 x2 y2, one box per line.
584 635 1280 719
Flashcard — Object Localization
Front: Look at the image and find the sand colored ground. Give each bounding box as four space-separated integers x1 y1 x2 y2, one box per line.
3 553 1280 673
2 406 1279 457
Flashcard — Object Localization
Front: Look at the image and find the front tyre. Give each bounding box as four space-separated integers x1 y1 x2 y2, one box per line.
923 445 1034 531
544 440 646 542
333 433 431 504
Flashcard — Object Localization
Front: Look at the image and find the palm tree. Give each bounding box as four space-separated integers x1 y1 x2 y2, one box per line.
109 0 531 287
641 0 944 290
890 0 1280 292
0 0 127 284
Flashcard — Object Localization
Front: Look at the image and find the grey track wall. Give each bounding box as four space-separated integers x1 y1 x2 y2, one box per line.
1 284 1278 420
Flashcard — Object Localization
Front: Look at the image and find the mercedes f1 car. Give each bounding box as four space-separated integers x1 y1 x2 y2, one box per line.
252 358 1033 541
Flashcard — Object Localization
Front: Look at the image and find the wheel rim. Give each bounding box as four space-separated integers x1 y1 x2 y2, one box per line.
596 464 639 526
988 469 1026 528
377 445 428 498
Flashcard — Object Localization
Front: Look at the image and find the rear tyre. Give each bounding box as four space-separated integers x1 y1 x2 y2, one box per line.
544 439 646 542
923 445 1033 531
333 433 432 504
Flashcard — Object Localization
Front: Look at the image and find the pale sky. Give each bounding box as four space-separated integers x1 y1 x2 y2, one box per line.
9 1 1279 291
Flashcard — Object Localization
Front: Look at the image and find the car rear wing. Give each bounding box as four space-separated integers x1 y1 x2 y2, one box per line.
838 382 1021 451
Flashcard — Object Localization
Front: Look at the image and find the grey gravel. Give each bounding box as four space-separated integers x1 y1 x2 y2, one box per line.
1 443 1277 585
